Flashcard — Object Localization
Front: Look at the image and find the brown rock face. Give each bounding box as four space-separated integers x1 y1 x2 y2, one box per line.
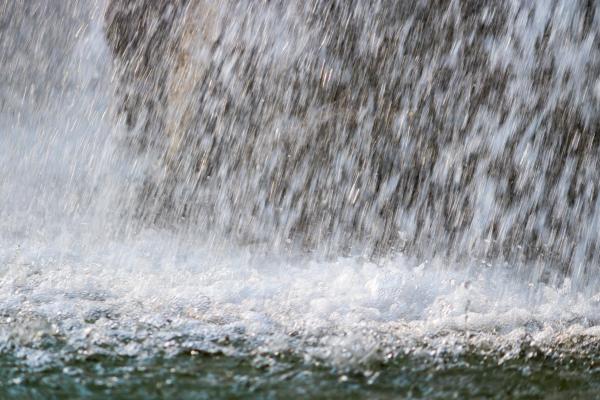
105 0 600 275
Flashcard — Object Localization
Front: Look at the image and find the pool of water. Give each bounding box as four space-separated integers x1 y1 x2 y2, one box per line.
1 233 600 399
2 340 599 399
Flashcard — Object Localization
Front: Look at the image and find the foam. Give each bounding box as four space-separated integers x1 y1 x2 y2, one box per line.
1 228 600 367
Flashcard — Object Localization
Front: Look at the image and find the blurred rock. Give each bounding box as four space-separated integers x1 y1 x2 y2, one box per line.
105 0 600 274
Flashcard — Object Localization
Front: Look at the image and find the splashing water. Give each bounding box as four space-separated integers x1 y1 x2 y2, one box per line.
2 1 600 398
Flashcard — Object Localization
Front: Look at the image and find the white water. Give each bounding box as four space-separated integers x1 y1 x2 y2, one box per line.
1 1 600 368
2 228 600 367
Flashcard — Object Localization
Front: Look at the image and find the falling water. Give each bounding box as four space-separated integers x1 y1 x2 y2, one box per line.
105 1 600 277
1 1 600 397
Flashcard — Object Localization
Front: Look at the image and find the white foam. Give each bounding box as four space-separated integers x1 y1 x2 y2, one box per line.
1 228 600 367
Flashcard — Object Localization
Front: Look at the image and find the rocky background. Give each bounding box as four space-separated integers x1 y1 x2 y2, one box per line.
105 0 600 275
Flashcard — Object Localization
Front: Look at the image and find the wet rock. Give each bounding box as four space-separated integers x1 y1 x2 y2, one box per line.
105 0 600 274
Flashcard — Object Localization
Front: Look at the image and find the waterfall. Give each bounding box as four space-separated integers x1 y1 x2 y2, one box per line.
105 1 600 282
1 1 600 393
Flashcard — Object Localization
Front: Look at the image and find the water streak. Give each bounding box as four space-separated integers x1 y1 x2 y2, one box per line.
106 1 600 281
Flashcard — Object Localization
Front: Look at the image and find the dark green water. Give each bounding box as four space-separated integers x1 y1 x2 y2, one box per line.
2 341 600 399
